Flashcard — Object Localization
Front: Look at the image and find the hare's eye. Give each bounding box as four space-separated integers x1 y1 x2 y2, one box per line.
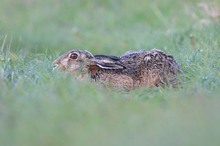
70 53 78 59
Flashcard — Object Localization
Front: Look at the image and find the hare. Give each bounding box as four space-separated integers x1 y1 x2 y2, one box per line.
53 49 181 90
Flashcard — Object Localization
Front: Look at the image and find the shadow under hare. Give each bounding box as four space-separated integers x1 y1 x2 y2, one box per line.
53 49 181 90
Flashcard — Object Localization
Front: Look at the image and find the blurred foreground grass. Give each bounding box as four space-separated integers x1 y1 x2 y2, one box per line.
0 0 220 146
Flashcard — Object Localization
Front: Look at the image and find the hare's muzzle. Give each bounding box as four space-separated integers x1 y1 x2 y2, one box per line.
52 63 59 70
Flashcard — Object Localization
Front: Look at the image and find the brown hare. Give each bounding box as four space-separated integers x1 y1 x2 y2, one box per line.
53 49 181 90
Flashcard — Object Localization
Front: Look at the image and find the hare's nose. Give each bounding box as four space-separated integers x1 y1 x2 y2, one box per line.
53 64 59 70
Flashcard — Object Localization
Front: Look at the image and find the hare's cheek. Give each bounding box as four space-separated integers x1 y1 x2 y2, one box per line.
68 63 81 72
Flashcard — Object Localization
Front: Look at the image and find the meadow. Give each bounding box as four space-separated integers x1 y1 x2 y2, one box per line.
0 0 220 146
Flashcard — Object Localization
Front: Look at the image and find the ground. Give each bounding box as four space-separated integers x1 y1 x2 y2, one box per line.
0 0 220 146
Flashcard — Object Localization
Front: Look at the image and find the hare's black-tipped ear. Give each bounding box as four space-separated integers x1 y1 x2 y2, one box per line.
91 54 125 69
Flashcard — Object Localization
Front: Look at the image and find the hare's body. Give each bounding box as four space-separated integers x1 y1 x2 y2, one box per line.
53 49 181 90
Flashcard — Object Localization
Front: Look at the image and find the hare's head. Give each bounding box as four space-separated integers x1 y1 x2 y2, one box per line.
53 50 94 73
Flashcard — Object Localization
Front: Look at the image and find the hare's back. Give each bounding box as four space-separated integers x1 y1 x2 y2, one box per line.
121 49 180 69
119 50 147 68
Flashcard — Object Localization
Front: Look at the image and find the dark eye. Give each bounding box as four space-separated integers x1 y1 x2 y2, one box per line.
70 53 78 59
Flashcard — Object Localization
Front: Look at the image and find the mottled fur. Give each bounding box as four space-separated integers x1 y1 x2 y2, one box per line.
53 49 181 90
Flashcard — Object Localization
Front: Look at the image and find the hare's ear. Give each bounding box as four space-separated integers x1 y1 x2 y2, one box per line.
90 54 125 69
95 62 124 69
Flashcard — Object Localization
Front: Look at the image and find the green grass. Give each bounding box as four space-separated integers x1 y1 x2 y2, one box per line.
0 0 220 146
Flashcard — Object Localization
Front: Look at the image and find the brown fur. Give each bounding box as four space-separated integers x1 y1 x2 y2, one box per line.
53 49 181 90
